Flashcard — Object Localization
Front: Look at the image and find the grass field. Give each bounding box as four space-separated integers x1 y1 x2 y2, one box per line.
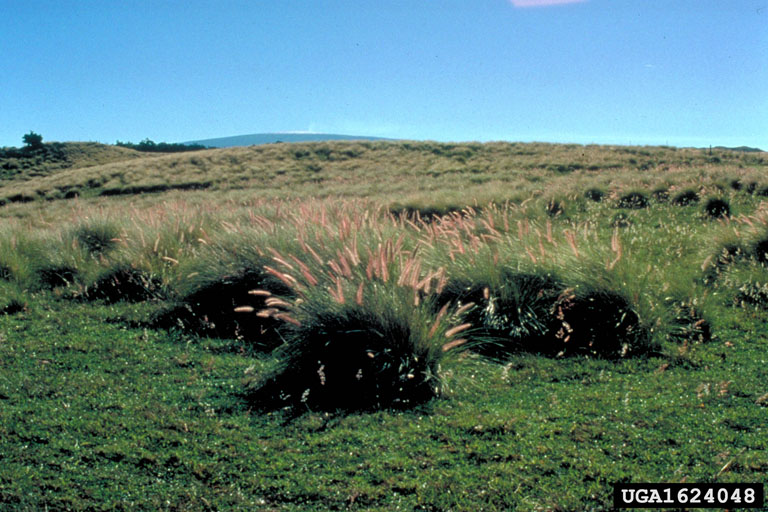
1 141 767 511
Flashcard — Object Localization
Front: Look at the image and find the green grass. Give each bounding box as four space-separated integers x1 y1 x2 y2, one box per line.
2 141 768 510
1 299 766 510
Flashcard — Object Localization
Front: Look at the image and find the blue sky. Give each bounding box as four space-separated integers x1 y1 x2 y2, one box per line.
1 0 766 148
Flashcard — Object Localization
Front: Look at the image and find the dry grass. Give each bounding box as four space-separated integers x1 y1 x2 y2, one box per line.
1 141 765 213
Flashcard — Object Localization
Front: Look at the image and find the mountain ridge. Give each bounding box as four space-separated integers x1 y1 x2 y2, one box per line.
182 132 394 148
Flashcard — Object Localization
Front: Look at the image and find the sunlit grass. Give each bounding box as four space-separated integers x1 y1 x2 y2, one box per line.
1 141 768 510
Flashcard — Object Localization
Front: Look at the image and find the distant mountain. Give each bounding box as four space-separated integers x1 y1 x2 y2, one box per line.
182 133 393 148
711 146 765 153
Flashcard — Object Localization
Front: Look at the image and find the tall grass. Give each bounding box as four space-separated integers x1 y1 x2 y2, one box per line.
2 142 766 412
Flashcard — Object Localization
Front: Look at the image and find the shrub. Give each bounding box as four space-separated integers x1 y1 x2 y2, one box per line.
22 131 43 149
704 197 730 219
672 189 700 206
617 191 649 209
729 179 742 191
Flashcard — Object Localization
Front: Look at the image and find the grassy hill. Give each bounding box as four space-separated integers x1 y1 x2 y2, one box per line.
0 142 150 185
1 140 767 510
1 140 766 212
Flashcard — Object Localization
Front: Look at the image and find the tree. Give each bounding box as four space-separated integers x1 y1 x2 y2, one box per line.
22 131 43 149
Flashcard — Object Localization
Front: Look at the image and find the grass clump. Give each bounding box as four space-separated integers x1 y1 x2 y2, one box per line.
452 271 651 359
701 213 768 294
249 291 459 411
704 197 730 219
651 186 670 202
610 212 632 228
84 264 164 303
0 282 26 315
35 264 79 289
617 190 649 209
155 263 291 349
0 263 12 281
584 187 605 202
437 270 560 357
72 221 121 255
245 235 469 411
545 198 564 217
672 188 700 206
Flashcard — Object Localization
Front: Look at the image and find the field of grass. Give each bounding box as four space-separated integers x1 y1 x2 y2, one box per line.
1 141 767 511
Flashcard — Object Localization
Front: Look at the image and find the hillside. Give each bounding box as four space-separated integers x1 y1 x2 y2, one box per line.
182 132 393 148
0 142 150 185
1 140 766 211
2 140 768 510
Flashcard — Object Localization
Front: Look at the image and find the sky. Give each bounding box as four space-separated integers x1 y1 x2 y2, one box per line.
1 0 766 149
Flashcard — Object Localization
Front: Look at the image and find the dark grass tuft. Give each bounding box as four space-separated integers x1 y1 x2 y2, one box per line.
85 265 164 303
436 272 559 357
152 267 291 350
438 271 649 359
672 189 700 206
545 199 564 217
551 289 647 357
0 298 26 315
584 188 605 202
702 243 745 284
248 303 445 411
36 265 78 289
704 197 730 219
753 238 768 264
651 187 669 202
610 212 632 228
729 179 743 191
0 264 12 281
73 223 120 255
389 204 465 222
734 281 768 309
617 191 649 209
